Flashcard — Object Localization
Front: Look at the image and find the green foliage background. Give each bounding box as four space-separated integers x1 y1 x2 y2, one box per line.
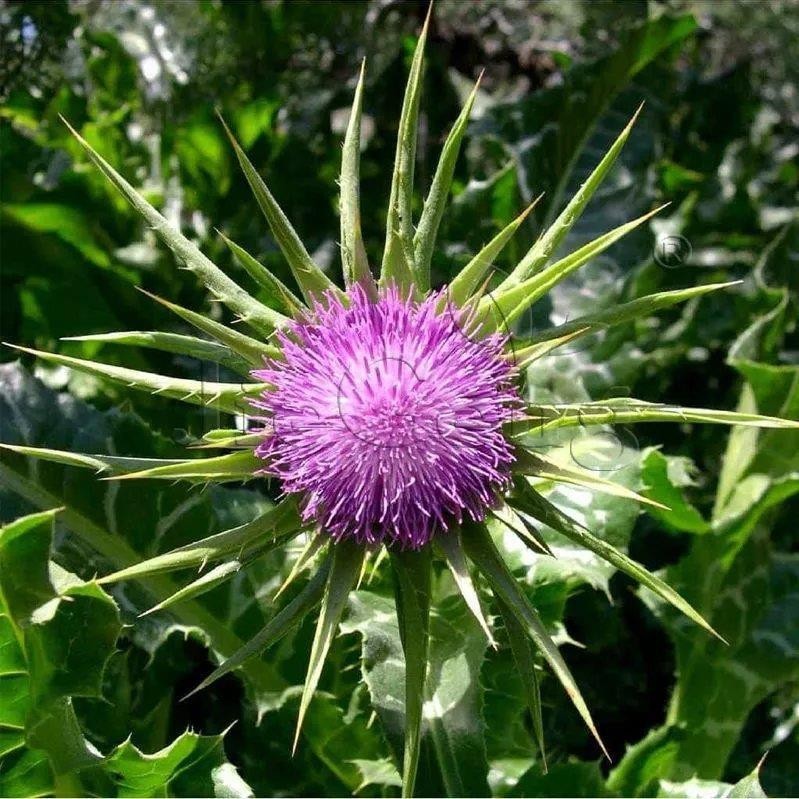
1 0 797 796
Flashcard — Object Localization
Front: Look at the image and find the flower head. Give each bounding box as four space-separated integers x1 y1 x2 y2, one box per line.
251 285 519 548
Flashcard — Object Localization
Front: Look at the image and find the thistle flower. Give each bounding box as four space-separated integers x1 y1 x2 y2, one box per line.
250 284 519 549
5 10 798 798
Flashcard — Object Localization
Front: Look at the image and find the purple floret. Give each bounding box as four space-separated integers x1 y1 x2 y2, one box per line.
251 285 519 549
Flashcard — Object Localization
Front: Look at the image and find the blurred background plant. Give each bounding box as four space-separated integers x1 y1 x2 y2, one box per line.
0 0 797 796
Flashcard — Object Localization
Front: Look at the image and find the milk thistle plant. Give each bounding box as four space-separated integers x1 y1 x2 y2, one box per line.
5 11 797 798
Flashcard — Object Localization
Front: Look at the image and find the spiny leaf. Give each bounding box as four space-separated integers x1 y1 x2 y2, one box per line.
192 430 263 450
389 546 432 799
184 557 331 700
103 450 261 482
515 485 725 643
437 528 496 647
63 330 252 375
293 539 365 752
98 499 302 584
496 597 547 771
275 532 327 599
514 398 799 435
461 521 608 759
138 287 279 365
219 116 342 305
497 104 643 291
484 203 666 327
219 232 305 318
139 560 243 617
340 60 377 297
61 117 279 336
507 327 588 369
0 443 183 475
379 6 432 291
413 73 482 290
489 502 553 557
512 281 742 366
512 449 669 509
5 344 266 415
448 198 541 306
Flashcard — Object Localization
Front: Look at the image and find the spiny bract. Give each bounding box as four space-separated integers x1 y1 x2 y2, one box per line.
4 8 797 799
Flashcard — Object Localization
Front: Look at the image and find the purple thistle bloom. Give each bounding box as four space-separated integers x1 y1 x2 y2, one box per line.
251 285 520 548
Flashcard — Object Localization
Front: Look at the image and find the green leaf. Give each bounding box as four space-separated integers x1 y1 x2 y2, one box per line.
447 200 540 307
193 430 263 450
350 758 402 792
390 546 432 797
6 345 267 415
185 556 330 699
342 584 491 798
495 598 547 770
656 759 768 799
340 60 377 296
0 443 186 475
510 761 609 798
294 540 364 751
512 282 740 365
510 327 589 369
490 502 553 557
640 450 709 534
212 762 256 799
275 532 327 599
138 288 279 365
424 590 491 798
414 75 481 290
380 8 431 291
486 204 666 327
461 521 608 759
437 528 496 647
513 485 723 642
62 330 252 375
98 499 301 583
139 560 243 617
106 450 261 483
220 232 305 318
105 729 253 798
219 116 342 304
61 117 279 336
2 203 110 269
498 434 648 601
515 398 799 436
484 14 696 292
0 510 121 792
0 362 289 714
498 105 643 291
607 724 685 797
513 449 668 510
726 761 767 798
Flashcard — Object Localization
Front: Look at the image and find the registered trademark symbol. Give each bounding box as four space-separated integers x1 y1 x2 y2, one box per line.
654 234 692 268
